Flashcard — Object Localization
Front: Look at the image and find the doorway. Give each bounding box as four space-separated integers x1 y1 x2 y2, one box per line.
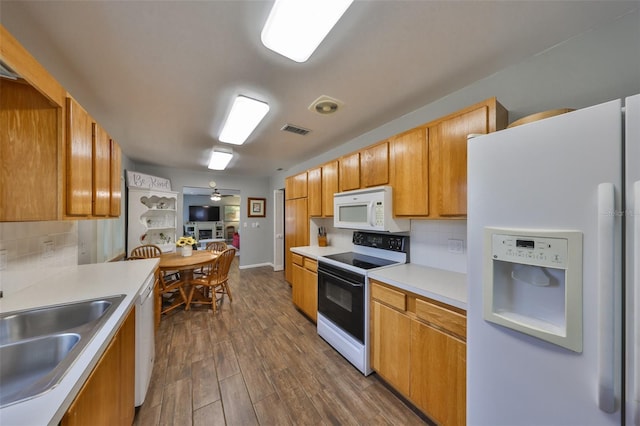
182 186 240 254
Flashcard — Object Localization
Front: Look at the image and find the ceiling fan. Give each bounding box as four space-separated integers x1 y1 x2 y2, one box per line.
208 181 221 201
208 181 234 201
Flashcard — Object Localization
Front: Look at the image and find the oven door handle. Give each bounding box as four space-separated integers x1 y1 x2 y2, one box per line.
318 268 364 288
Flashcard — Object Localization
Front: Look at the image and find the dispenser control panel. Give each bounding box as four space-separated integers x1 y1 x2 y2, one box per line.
492 234 569 268
484 227 583 352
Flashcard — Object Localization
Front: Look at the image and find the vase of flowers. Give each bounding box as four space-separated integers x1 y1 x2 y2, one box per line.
176 236 196 256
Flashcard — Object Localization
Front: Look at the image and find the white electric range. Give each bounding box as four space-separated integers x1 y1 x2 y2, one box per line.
316 231 409 375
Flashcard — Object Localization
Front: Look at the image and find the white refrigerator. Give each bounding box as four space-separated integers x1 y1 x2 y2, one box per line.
467 94 639 425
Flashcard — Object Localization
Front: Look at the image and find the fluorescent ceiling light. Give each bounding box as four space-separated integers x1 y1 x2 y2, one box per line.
219 95 270 145
208 150 233 170
261 0 354 63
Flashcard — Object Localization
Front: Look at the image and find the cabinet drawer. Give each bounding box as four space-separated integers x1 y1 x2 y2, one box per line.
292 253 303 266
371 282 406 311
304 258 317 272
415 298 466 339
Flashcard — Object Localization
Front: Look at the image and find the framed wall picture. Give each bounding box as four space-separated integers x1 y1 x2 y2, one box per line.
224 205 240 222
248 197 266 217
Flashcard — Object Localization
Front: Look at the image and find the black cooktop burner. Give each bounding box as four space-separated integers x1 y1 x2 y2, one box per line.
322 252 398 270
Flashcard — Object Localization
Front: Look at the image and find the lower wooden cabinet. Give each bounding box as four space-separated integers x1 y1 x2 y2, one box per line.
370 280 467 426
410 318 466 426
371 299 411 395
291 254 318 322
61 307 135 426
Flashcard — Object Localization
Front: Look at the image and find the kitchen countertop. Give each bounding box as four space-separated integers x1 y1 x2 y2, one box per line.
290 245 350 259
0 258 158 426
368 263 467 310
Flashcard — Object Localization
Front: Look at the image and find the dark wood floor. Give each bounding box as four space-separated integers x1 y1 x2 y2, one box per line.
134 258 425 425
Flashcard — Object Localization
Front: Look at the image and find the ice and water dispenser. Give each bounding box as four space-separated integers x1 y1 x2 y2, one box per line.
484 227 583 352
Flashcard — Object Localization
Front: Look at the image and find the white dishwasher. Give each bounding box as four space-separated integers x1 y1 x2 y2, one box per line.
135 272 155 406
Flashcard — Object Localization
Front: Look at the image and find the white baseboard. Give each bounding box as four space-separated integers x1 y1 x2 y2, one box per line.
238 262 273 270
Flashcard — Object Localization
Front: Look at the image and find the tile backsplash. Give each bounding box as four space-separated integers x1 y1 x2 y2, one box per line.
0 221 78 297
309 218 467 274
409 220 467 273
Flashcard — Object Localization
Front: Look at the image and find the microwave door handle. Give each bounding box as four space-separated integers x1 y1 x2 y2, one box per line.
370 202 376 227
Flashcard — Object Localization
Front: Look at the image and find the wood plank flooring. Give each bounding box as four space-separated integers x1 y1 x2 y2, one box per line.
134 259 426 425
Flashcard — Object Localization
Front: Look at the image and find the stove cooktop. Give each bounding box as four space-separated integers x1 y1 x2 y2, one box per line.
321 252 399 270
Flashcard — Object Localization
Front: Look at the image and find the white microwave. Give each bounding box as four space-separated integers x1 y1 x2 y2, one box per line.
333 185 410 232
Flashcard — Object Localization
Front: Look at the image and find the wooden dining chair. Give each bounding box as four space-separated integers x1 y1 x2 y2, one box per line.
130 244 181 281
159 268 187 314
205 241 227 252
129 244 162 259
187 247 236 313
193 241 228 277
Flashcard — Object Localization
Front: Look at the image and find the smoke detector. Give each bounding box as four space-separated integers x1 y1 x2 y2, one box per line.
309 95 344 115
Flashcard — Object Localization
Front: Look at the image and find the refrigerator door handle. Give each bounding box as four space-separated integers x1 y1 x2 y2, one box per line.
634 180 640 424
597 182 616 413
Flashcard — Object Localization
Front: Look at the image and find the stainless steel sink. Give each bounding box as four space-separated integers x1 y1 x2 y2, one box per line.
0 295 126 407
0 333 80 407
0 299 115 345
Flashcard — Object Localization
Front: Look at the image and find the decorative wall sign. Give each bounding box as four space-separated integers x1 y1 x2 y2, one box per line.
248 198 266 217
126 170 172 191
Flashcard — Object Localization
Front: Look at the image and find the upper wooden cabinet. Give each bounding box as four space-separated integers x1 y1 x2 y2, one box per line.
66 97 93 217
360 141 389 188
307 160 339 218
1 78 61 221
339 142 388 192
109 139 122 217
0 25 65 222
92 122 111 216
339 152 360 191
389 128 429 217
285 171 308 200
92 125 122 217
321 160 338 217
285 96 507 221
0 25 123 221
307 167 322 216
429 97 508 217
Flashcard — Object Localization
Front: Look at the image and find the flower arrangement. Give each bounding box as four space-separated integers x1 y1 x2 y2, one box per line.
176 236 196 247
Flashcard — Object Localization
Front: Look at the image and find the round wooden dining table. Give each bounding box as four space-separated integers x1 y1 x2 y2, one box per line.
159 250 219 310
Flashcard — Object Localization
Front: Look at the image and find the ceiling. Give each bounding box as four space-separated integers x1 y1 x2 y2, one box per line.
2 1 637 177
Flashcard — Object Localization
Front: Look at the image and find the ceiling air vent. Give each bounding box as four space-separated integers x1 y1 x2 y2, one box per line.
281 124 311 136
